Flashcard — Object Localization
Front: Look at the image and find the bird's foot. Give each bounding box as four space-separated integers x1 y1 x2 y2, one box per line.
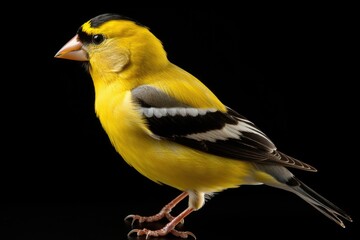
125 204 187 226
125 211 181 225
125 192 189 226
128 227 196 239
127 207 195 239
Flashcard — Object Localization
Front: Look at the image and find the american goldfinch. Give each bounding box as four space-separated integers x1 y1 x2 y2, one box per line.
55 13 352 238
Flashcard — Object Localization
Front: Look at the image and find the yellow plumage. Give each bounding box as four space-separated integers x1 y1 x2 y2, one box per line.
55 13 352 238
84 19 239 192
93 55 252 193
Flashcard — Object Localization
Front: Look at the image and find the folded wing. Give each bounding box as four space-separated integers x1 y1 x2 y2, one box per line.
132 85 316 171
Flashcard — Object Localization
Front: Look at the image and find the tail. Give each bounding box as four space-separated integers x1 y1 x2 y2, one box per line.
255 164 353 228
288 177 352 228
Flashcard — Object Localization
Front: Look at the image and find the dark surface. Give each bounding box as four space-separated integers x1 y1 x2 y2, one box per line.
2 7 358 240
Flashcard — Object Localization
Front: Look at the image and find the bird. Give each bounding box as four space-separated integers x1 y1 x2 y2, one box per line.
55 13 352 238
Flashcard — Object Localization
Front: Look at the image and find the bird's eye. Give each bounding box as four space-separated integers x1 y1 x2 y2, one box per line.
92 34 105 45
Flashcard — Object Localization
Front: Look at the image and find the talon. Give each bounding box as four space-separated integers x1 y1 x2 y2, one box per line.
124 214 134 221
127 228 138 237
124 211 182 225
126 207 195 239
125 213 165 224
171 229 196 239
127 228 196 239
124 214 138 226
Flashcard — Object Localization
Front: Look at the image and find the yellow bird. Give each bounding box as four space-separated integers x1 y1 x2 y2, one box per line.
55 13 352 238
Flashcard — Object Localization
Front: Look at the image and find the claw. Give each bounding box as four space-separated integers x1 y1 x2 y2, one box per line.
126 207 195 239
124 212 184 225
170 229 196 239
127 228 196 239
124 213 167 225
124 214 138 226
125 192 191 238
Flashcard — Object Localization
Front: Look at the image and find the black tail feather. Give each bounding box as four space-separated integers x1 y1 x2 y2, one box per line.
289 177 352 228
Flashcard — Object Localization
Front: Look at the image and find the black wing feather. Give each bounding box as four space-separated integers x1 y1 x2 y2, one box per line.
131 85 316 171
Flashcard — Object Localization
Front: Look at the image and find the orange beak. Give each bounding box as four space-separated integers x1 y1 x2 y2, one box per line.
54 35 88 61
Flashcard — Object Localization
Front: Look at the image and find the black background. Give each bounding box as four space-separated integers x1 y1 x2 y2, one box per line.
2 6 358 240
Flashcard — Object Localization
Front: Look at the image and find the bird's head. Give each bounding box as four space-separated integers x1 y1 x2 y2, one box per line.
55 13 168 80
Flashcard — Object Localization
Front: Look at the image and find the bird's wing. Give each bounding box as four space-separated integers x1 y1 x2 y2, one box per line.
131 85 316 171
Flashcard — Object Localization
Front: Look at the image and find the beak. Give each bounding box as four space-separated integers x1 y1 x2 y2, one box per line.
54 35 88 61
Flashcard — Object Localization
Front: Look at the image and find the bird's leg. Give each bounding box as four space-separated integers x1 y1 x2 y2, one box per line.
128 207 196 239
125 191 188 225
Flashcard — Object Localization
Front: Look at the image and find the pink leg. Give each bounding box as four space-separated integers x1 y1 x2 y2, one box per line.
128 207 196 239
125 192 188 225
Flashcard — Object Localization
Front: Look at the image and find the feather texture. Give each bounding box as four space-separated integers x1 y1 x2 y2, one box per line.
132 85 316 171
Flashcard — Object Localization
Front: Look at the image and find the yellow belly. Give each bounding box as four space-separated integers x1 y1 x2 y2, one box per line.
121 136 255 192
